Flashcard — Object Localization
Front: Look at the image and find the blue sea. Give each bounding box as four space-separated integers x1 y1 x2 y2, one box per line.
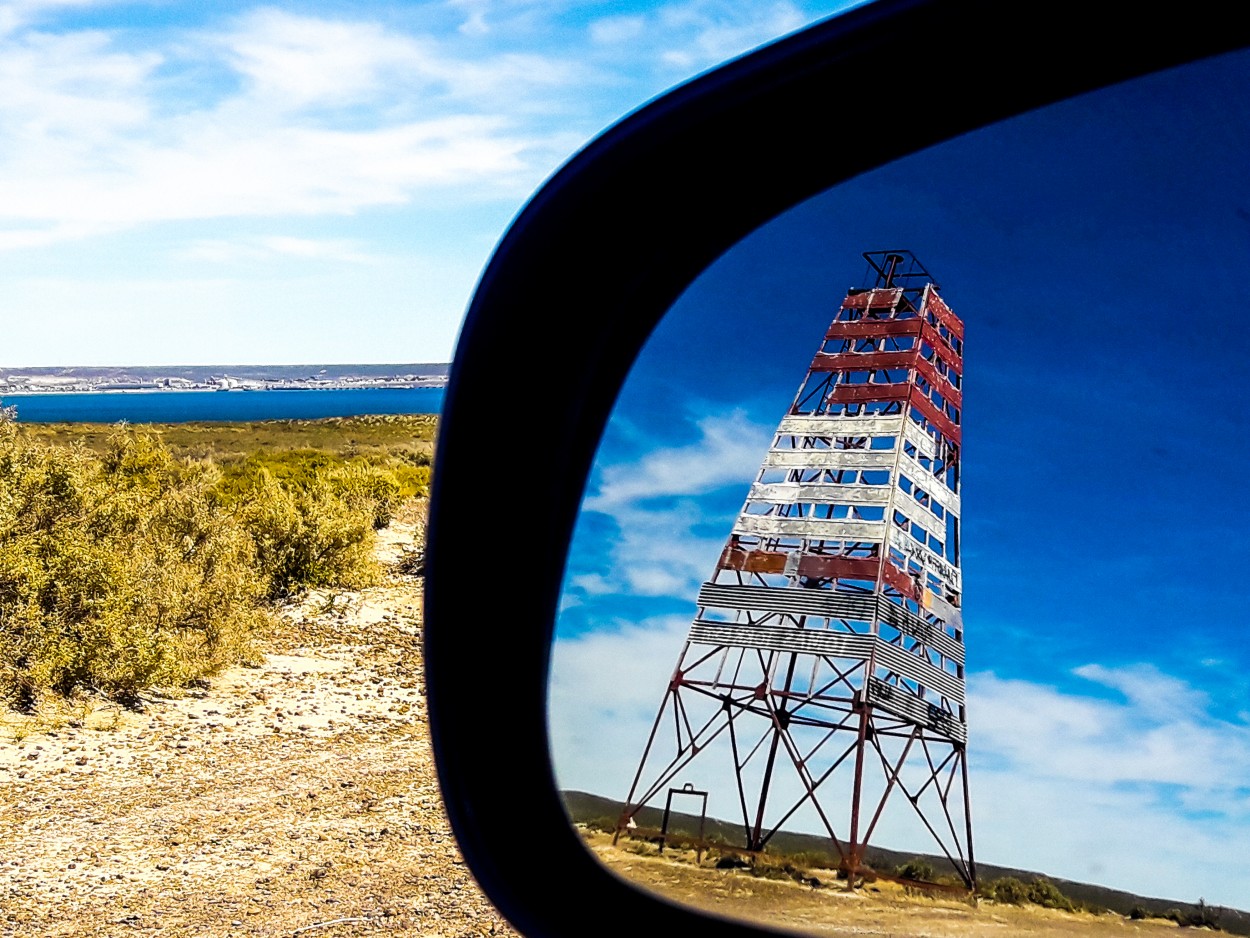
4 388 445 424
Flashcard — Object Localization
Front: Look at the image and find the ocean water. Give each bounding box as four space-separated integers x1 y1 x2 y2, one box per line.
4 387 445 424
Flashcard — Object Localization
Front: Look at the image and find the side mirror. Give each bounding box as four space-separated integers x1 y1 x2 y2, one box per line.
426 2 1250 935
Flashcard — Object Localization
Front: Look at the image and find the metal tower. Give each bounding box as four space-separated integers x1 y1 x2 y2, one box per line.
618 251 974 888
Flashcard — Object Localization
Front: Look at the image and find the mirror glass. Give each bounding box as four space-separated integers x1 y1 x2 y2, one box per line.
550 46 1250 932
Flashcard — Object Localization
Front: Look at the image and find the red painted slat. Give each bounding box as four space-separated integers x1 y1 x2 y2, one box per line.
841 288 903 310
827 383 911 403
810 350 917 372
920 321 963 371
826 319 922 340
908 387 961 443
914 355 962 407
925 291 964 341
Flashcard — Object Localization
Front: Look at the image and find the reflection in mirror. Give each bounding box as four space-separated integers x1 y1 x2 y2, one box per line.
550 46 1250 934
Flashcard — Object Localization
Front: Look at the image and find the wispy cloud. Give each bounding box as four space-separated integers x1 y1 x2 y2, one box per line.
972 665 1250 797
585 409 769 513
0 0 104 37
566 409 771 605
658 0 809 70
587 0 833 73
967 665 1250 905
181 235 380 264
548 613 690 799
0 7 582 249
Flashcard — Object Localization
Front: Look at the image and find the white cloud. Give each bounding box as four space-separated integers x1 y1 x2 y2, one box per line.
589 14 646 45
181 235 380 264
0 8 582 248
966 666 1250 905
548 613 691 800
587 0 849 75
0 0 104 37
217 8 426 108
585 409 769 513
448 0 490 37
567 409 771 603
0 28 158 143
592 499 725 598
658 1 808 70
971 667 1250 793
1073 661 1210 720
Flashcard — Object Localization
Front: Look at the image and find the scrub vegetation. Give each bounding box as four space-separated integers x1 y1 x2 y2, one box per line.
568 794 1246 935
0 414 433 709
578 826 1240 937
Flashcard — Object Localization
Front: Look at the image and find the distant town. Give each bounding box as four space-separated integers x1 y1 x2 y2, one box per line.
0 364 450 394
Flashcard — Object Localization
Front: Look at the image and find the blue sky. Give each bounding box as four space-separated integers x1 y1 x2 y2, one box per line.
0 0 855 365
550 47 1250 909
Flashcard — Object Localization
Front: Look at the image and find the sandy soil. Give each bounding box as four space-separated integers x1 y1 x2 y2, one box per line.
0 512 517 938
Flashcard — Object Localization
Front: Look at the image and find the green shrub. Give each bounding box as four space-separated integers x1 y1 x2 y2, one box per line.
1026 878 1073 911
327 464 403 529
582 816 619 833
229 468 379 600
897 858 936 881
980 876 1073 911
982 877 1030 905
0 426 268 707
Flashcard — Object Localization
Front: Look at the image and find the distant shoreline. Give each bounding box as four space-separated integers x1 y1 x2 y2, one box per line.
1 363 450 396
3 380 446 395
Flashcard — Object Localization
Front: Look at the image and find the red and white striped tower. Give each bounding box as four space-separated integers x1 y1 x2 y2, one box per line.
618 251 974 887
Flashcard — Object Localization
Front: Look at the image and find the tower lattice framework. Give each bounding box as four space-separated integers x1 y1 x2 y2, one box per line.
619 251 974 887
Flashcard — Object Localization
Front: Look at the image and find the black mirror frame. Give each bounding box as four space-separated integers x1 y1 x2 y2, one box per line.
426 2 1250 935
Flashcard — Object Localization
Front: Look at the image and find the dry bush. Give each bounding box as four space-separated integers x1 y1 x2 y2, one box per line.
0 427 268 707
232 469 380 600
0 424 407 708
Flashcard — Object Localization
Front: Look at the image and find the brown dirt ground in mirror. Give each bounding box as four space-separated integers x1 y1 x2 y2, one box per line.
580 830 1189 937
1 503 516 938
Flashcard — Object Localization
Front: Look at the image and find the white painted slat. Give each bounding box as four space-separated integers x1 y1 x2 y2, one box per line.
748 482 891 505
697 582 878 622
764 451 897 470
903 420 937 460
733 515 885 540
777 415 906 437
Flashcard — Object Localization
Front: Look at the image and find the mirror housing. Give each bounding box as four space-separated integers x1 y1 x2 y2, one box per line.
426 2 1250 934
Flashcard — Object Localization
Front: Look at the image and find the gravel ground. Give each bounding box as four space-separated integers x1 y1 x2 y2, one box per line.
0 513 518 938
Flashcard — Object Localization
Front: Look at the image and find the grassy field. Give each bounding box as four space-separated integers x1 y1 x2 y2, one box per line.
582 828 1229 937
565 790 1247 934
15 412 437 464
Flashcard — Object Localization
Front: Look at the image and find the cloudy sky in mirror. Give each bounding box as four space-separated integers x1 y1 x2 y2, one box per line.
0 0 854 365
551 48 1250 909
